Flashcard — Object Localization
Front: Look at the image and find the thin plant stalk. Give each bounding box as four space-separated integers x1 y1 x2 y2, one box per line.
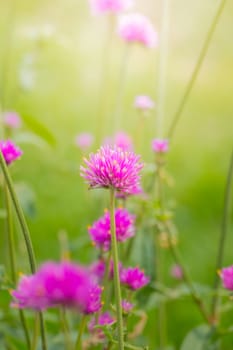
74 315 87 350
31 313 39 350
211 150 233 323
0 152 47 350
60 308 72 350
167 0 227 139
110 188 124 350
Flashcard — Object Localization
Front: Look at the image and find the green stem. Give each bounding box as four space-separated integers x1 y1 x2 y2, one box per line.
103 249 112 308
31 312 39 350
211 150 233 323
74 315 87 350
60 308 72 350
167 0 227 139
110 188 124 350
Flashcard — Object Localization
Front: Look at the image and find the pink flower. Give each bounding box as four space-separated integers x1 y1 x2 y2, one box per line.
118 13 158 48
0 140 23 165
88 208 135 250
89 0 133 15
122 299 134 313
220 266 233 290
120 266 150 290
134 95 155 111
170 264 183 280
89 259 106 282
3 112 22 128
88 312 115 339
80 145 143 194
114 132 133 151
75 133 94 151
83 284 102 314
152 138 169 153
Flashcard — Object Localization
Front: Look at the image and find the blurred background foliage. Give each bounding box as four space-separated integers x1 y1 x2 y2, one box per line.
0 0 233 348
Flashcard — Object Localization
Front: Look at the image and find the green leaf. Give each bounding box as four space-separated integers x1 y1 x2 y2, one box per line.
21 115 56 147
181 325 220 350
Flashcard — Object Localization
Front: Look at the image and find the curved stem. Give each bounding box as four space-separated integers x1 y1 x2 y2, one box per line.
167 0 227 139
110 188 124 350
74 315 87 350
211 150 233 322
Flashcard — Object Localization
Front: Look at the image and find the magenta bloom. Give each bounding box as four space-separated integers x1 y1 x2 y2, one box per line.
88 208 135 250
80 145 143 194
114 132 133 151
122 299 134 313
83 284 102 314
118 13 158 48
0 140 23 165
134 95 155 111
89 259 106 282
220 266 233 290
170 264 183 280
89 0 133 15
120 266 150 290
152 138 169 153
3 111 22 128
75 133 94 151
88 312 115 339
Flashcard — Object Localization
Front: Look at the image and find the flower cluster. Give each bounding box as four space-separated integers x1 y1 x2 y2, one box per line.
0 140 23 165
88 207 135 250
11 261 102 314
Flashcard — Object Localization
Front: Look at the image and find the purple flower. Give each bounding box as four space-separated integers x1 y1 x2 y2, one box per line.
114 132 133 151
75 133 94 151
80 145 143 194
170 264 183 280
0 140 23 165
152 139 169 153
134 95 155 111
89 0 133 15
88 208 135 250
118 13 158 48
3 112 22 129
220 266 233 290
89 259 106 282
88 312 115 339
83 284 103 314
120 266 150 290
122 299 134 313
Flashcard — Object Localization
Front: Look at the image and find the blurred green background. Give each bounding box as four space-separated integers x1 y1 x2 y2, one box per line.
0 0 233 348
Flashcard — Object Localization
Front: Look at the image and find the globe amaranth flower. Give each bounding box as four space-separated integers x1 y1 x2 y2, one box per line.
120 266 150 290
89 259 106 282
3 111 22 128
0 140 23 165
220 266 233 290
170 264 183 280
83 284 103 314
75 133 94 151
122 299 134 314
152 138 169 153
88 207 135 250
80 145 143 194
11 261 102 312
134 95 155 111
88 312 115 339
118 13 158 48
89 0 133 15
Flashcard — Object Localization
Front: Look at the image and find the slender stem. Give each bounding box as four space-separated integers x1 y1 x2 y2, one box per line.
167 0 227 139
31 312 39 350
74 315 87 350
103 249 112 307
39 312 47 350
60 308 72 350
156 0 170 137
211 150 233 322
110 188 124 350
19 310 31 350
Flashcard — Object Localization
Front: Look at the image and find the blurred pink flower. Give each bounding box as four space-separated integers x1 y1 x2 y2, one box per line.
220 266 233 290
75 133 94 151
120 266 150 290
88 312 115 339
3 111 22 128
122 299 134 313
114 131 133 151
89 0 133 15
80 145 143 194
170 264 183 280
134 95 155 111
0 140 23 165
118 13 158 48
152 139 169 153
83 283 102 314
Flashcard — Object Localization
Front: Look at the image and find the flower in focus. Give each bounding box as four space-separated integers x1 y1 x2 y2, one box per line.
0 140 23 165
118 13 158 48
88 208 135 250
3 112 22 129
120 266 150 290
122 299 134 314
80 145 143 194
83 284 103 314
88 312 115 339
75 133 94 151
170 264 183 280
220 266 233 291
134 95 155 111
89 0 133 15
152 138 169 153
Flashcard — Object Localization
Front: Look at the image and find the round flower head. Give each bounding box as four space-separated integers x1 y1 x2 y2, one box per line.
89 0 133 15
122 299 134 314
89 259 106 282
170 264 183 280
88 312 115 339
0 140 23 165
80 145 143 194
120 266 150 290
75 133 94 151
220 266 233 291
88 208 135 250
83 283 103 314
3 111 22 129
134 95 155 111
152 138 169 153
114 131 133 151
118 13 158 48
